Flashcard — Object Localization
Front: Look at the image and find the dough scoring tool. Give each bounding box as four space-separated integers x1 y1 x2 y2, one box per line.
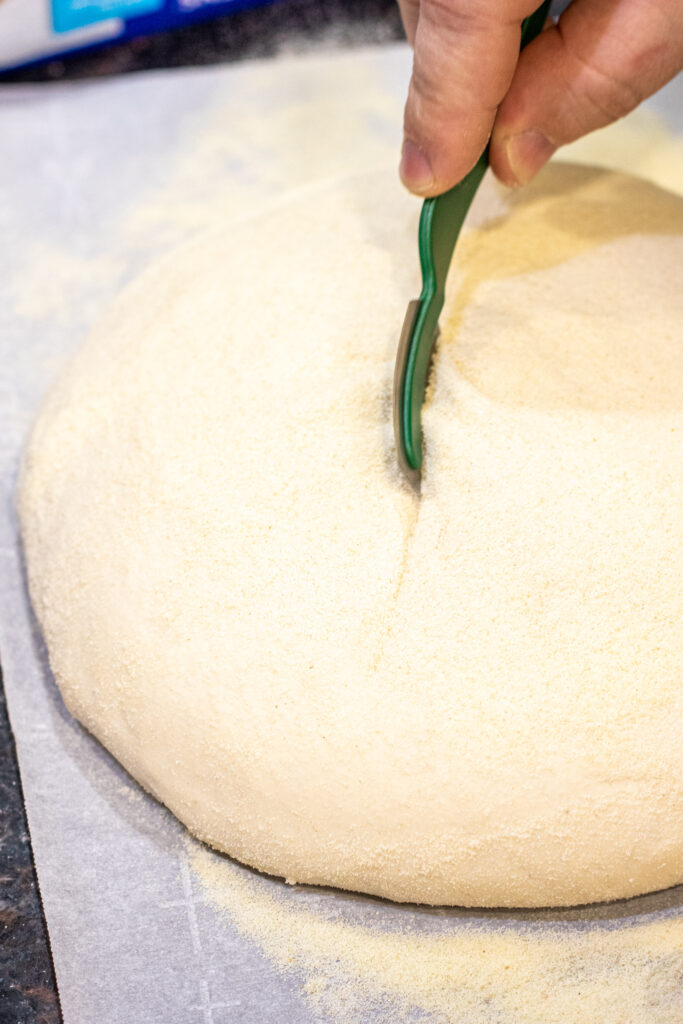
393 0 551 489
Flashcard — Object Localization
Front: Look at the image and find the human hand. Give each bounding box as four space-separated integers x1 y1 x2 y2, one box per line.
397 0 683 195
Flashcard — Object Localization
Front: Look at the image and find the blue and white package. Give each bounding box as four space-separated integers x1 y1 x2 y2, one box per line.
0 0 282 73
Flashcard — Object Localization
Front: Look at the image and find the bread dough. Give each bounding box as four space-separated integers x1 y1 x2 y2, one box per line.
18 163 683 907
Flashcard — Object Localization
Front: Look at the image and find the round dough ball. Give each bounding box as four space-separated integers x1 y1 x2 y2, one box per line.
19 164 683 907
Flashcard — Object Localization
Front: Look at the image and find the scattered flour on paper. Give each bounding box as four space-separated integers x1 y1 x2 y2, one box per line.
10 51 405 331
188 840 683 1024
12 239 126 329
121 51 405 249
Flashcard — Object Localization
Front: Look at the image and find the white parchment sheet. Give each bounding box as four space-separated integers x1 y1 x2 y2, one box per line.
1 45 682 1024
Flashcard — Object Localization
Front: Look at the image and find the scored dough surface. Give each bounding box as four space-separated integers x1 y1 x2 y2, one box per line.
19 163 683 907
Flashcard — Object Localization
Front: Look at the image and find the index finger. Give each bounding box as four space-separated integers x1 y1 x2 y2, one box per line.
400 0 540 196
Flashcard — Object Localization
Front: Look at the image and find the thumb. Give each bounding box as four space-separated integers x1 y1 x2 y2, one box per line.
400 0 539 196
490 0 683 186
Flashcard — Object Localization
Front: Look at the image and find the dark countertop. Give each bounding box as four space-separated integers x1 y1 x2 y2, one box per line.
0 3 404 1020
0 675 61 1024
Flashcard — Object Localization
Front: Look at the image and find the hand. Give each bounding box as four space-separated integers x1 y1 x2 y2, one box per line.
397 0 683 196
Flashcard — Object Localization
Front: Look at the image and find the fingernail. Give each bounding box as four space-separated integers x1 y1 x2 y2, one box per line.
400 138 434 194
504 130 556 186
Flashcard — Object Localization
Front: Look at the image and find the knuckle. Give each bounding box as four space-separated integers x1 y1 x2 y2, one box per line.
583 65 642 122
421 0 493 37
410 63 453 117
560 28 644 123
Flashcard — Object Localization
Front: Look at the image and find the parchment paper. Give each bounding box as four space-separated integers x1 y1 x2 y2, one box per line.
1 45 682 1024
